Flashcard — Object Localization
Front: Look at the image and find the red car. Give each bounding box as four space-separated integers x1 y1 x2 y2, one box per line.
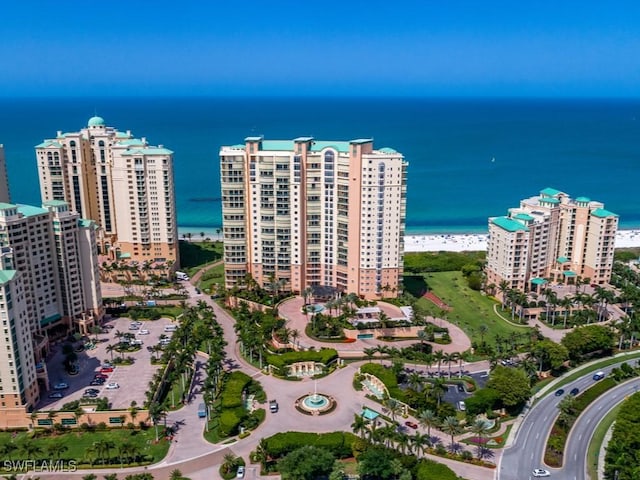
94 373 108 379
404 421 418 429
100 367 114 373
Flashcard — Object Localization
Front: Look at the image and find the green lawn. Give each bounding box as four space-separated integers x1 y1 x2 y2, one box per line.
405 271 531 345
198 263 225 292
179 240 223 275
0 428 170 471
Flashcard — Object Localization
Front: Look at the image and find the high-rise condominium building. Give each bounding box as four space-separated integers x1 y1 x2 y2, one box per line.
35 116 178 267
0 145 11 203
220 137 407 300
486 188 618 296
0 200 103 418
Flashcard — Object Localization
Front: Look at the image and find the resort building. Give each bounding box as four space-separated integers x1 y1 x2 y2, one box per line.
35 116 178 268
220 137 407 300
0 200 103 420
486 188 618 296
0 145 11 203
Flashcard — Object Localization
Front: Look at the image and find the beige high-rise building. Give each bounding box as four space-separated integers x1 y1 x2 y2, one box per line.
0 200 103 421
486 187 618 296
0 145 11 203
220 137 407 300
35 116 178 267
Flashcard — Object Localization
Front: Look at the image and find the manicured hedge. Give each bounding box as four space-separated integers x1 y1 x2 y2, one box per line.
573 377 617 411
266 348 338 370
219 408 245 438
264 431 356 459
360 363 405 400
220 371 251 409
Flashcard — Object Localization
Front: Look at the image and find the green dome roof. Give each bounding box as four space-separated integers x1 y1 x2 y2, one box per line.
88 116 105 127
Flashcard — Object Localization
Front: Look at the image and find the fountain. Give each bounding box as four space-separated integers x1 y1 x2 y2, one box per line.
296 381 336 416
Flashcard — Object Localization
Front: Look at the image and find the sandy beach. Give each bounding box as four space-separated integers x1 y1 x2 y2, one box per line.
404 229 640 253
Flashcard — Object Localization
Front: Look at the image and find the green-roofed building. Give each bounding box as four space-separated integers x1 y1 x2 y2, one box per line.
35 116 179 270
487 188 619 299
219 137 407 300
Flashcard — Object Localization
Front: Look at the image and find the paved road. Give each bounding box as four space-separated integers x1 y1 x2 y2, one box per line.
563 378 640 480
499 361 635 480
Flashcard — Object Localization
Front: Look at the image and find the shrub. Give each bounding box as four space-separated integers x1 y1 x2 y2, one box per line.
264 432 356 460
266 349 338 370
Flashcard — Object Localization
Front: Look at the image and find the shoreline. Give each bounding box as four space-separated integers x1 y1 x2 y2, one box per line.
403 229 640 253
177 227 640 253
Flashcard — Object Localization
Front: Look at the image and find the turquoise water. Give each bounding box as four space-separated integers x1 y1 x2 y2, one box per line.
1 97 639 234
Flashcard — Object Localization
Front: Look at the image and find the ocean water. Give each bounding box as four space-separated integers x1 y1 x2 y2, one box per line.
1 97 639 235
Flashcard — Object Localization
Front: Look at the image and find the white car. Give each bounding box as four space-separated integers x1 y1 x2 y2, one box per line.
106 382 120 389
532 469 551 477
236 466 245 479
53 382 68 390
137 329 150 335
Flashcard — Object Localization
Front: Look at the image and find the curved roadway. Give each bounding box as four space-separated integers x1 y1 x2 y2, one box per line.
500 362 639 480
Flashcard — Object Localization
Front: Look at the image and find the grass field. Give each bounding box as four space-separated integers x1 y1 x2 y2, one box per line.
405 271 531 345
179 241 223 275
0 428 170 471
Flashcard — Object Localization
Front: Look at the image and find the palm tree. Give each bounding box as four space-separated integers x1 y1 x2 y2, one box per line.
20 442 42 462
470 418 491 458
430 378 448 407
47 443 68 460
444 352 458 378
363 347 376 363
171 469 185 480
0 442 17 461
498 280 510 309
351 413 368 438
407 371 424 392
440 416 462 448
433 350 445 374
457 350 471 377
106 344 116 361
384 397 402 423
418 409 439 437
46 410 57 430
478 324 489 345
411 431 431 456
103 474 118 480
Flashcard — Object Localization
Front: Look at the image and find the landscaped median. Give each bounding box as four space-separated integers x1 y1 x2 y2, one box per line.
544 362 639 467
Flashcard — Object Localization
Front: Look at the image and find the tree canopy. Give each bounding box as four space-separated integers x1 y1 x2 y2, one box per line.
486 366 531 409
277 445 336 480
561 324 615 361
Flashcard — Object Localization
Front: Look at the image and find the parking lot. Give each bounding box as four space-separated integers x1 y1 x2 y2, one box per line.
39 315 176 411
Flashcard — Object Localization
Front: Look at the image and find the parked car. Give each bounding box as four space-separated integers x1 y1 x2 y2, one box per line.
106 382 120 389
102 362 113 369
53 383 69 390
404 421 418 429
101 367 114 373
82 392 98 398
137 329 150 335
236 466 245 479
128 324 139 330
269 400 279 413
90 378 105 386
570 387 580 396
85 388 100 395
94 373 108 379
555 389 565 397
48 392 64 399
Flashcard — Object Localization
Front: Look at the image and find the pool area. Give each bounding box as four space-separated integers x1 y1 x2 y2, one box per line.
362 408 379 421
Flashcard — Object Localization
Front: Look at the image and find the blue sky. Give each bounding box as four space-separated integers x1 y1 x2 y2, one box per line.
2 0 639 97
